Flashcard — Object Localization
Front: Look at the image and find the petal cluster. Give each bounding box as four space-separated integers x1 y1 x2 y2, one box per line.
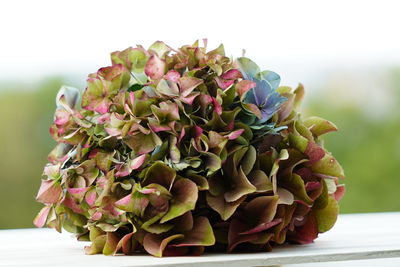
34 40 345 257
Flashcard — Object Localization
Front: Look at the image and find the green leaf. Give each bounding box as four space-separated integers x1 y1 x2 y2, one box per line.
128 83 144 92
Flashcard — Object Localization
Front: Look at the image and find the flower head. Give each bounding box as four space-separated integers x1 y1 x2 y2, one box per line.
34 40 345 257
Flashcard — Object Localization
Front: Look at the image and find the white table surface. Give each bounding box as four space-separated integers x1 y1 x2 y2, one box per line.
1 212 399 267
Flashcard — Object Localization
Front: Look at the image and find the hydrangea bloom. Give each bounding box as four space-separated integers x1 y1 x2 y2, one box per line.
34 40 345 257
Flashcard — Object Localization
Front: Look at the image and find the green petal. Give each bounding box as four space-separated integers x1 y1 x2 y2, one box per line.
309 153 345 179
103 232 120 255
224 167 256 202
143 161 176 190
247 170 273 193
240 145 256 175
315 196 339 233
160 178 198 223
304 116 338 136
143 233 184 257
173 217 215 247
206 193 245 221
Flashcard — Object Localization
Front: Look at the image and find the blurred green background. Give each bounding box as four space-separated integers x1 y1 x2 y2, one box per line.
0 69 399 229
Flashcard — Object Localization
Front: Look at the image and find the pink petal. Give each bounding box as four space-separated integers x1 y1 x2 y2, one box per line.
221 69 242 80
145 55 165 80
236 80 256 97
227 129 244 140
97 113 110 124
138 188 158 194
305 181 321 191
180 92 200 105
305 142 325 164
194 126 203 138
178 77 202 97
334 185 346 201
63 195 84 213
67 187 89 199
36 180 62 204
130 154 146 170
68 187 89 195
33 206 51 228
88 149 100 159
164 70 181 82
211 97 222 115
85 190 97 206
178 128 186 143
115 194 131 206
91 211 102 220
239 219 282 235
150 124 171 133
215 77 235 90
94 100 110 114
54 109 70 125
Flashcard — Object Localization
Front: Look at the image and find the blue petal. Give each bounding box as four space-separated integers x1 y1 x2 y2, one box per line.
254 79 272 106
257 70 281 90
243 87 258 105
243 79 272 106
259 92 287 122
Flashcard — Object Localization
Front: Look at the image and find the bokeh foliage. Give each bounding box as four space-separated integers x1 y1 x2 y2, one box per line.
1 71 399 229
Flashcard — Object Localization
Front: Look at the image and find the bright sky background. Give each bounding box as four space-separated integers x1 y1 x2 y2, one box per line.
1 0 400 88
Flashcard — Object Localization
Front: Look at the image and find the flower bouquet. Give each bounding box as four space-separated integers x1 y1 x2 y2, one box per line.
34 40 345 257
